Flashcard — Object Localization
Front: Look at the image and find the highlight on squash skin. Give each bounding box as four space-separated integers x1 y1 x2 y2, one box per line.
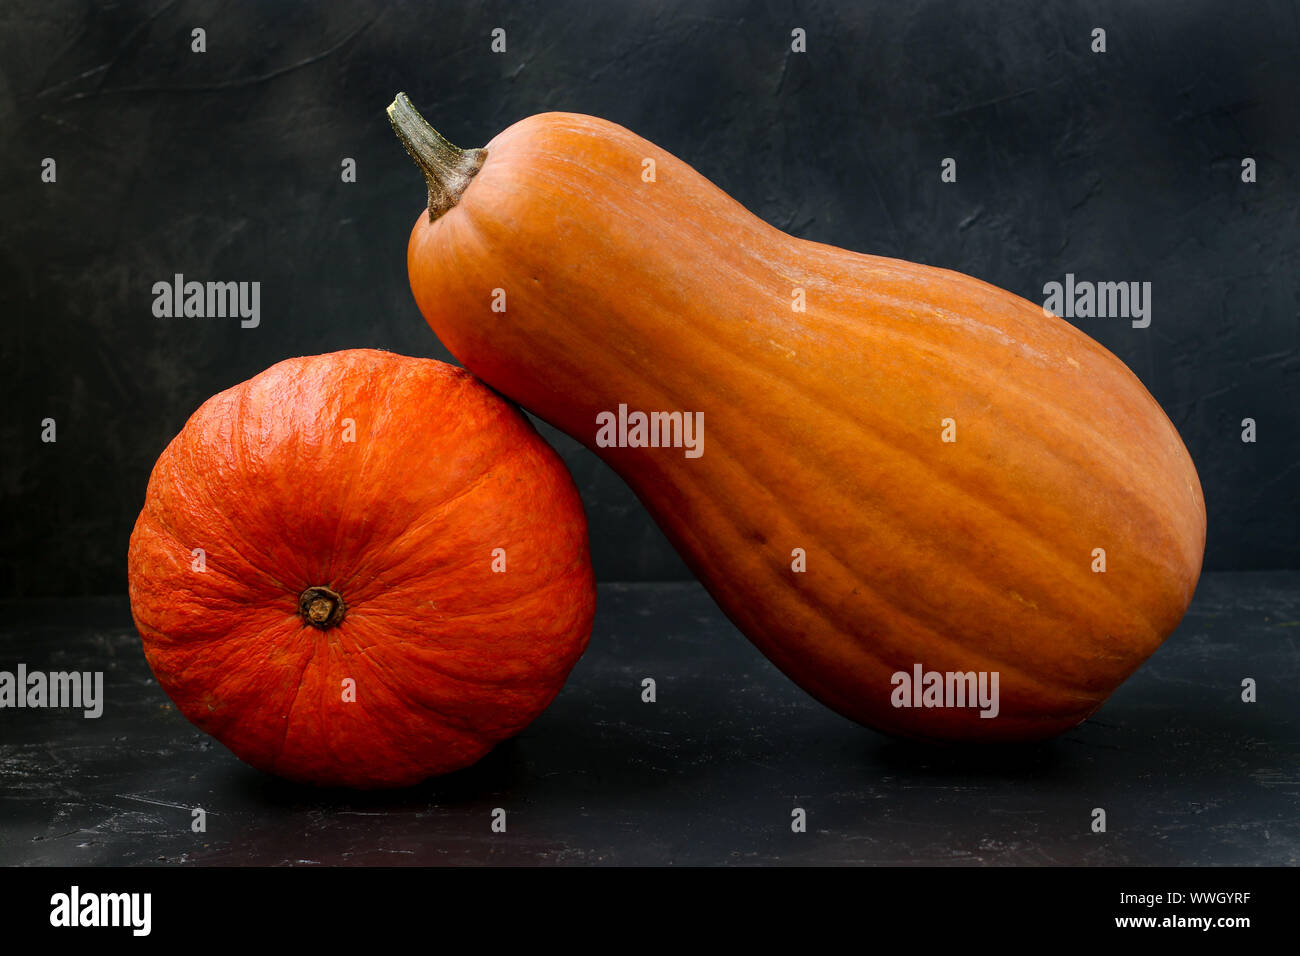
391 95 1207 745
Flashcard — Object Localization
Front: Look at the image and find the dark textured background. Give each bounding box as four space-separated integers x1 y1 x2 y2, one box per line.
1 0 1297 595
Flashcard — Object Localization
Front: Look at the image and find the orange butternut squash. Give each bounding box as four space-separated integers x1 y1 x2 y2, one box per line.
389 94 1205 742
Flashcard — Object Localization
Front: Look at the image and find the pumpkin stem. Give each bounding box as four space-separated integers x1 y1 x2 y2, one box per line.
299 586 346 630
387 92 487 222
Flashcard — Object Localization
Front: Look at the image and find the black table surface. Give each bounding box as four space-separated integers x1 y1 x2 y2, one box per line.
1 572 1296 866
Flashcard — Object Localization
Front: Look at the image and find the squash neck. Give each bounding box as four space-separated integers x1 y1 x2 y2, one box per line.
387 92 487 222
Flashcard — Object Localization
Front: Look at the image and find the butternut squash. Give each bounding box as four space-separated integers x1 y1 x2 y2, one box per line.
389 93 1205 742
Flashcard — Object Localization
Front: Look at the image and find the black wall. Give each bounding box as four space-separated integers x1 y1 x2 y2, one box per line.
1 0 1296 596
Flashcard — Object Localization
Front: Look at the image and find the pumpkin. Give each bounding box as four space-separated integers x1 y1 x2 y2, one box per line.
127 349 595 787
389 94 1206 743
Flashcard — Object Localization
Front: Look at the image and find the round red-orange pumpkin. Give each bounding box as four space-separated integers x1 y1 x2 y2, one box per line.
127 349 595 788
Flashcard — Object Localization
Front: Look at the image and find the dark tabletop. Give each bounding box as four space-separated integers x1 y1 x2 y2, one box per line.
1 572 1296 866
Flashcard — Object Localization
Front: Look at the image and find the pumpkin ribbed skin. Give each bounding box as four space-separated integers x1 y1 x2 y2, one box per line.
127 349 595 787
405 113 1205 742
